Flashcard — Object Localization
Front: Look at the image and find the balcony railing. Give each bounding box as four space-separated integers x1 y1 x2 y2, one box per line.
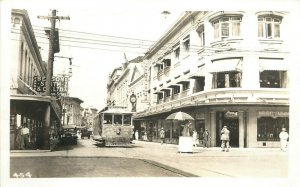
134 88 289 118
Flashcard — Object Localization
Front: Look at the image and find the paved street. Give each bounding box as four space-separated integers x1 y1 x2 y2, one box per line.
10 138 288 178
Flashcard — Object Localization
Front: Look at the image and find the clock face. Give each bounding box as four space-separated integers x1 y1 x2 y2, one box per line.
130 97 136 103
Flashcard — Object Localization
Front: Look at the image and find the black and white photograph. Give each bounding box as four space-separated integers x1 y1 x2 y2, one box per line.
1 0 300 187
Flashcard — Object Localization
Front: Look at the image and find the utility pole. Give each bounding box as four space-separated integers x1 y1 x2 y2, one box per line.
38 10 70 96
38 10 69 149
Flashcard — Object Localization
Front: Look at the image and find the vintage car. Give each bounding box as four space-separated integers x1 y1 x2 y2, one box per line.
61 129 78 145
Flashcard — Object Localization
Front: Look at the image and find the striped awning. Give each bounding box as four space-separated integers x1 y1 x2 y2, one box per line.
259 58 289 71
209 58 242 73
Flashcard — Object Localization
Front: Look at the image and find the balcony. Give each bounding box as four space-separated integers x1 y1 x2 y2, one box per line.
135 88 289 118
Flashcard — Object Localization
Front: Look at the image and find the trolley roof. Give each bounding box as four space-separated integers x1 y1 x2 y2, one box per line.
101 107 133 114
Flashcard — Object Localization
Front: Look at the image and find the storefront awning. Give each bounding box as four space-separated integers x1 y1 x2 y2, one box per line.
259 58 289 71
167 84 180 88
10 94 61 121
153 90 163 94
209 58 242 73
188 66 205 79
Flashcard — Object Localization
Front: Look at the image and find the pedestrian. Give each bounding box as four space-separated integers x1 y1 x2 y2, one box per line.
160 128 165 144
192 130 198 147
135 130 139 141
20 123 30 149
203 129 211 148
220 126 230 152
199 128 204 145
279 128 289 151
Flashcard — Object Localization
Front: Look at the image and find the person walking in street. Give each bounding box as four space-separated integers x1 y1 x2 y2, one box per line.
279 128 289 151
192 130 198 147
160 128 165 144
20 123 30 149
220 126 230 152
203 129 210 148
135 130 139 141
198 128 204 145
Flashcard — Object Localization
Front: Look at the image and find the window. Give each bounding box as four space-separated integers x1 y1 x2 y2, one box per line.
182 81 190 91
113 115 122 125
197 27 205 47
104 114 112 125
173 86 180 94
165 89 171 97
183 35 190 52
158 93 164 100
258 16 281 39
260 70 286 88
123 116 131 126
213 72 242 88
163 59 171 67
212 16 241 40
257 117 289 141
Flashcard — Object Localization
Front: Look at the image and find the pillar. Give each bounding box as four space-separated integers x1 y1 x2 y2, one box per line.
238 111 245 148
43 104 51 149
210 111 216 147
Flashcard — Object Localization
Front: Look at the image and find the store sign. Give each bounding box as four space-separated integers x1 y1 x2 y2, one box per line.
225 111 238 118
33 76 62 98
258 111 289 118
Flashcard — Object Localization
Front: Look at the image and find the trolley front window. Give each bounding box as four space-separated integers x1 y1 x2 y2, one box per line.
104 114 112 125
123 115 131 126
114 115 122 125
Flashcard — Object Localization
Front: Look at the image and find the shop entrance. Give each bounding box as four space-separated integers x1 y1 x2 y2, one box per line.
216 111 239 147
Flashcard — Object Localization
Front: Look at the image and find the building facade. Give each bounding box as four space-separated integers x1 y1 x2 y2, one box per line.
82 107 98 129
133 11 290 148
10 9 62 150
62 97 84 128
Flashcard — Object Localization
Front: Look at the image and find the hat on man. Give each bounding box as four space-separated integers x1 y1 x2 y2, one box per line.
223 126 227 128
282 128 286 131
161 127 164 130
205 129 208 131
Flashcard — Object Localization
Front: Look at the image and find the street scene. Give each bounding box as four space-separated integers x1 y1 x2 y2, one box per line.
3 2 300 186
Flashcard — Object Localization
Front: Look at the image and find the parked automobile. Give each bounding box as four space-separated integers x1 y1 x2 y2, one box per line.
80 128 92 139
61 129 78 145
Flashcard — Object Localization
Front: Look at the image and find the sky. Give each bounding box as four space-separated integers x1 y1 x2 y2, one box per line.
7 0 184 110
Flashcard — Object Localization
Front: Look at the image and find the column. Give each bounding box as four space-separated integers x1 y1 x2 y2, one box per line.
238 111 245 148
210 111 216 147
43 104 51 149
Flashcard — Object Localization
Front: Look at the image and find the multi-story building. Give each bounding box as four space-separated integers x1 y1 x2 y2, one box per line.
62 96 84 128
10 9 62 150
134 11 290 148
82 107 98 129
106 56 148 112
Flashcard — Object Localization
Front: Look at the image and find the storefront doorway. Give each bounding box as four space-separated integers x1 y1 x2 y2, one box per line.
216 111 239 147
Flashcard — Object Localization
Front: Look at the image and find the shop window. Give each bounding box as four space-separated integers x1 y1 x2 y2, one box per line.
212 16 241 40
104 114 112 125
123 115 131 126
213 72 242 88
163 59 171 67
173 86 180 94
257 117 289 141
258 16 282 39
113 115 122 125
260 70 286 88
182 81 190 91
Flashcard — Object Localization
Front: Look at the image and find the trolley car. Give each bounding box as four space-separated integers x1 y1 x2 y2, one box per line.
93 107 133 146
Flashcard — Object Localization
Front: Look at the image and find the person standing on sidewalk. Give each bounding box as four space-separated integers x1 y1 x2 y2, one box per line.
220 126 230 152
20 123 30 149
135 130 139 141
279 128 289 151
203 129 211 148
160 128 165 144
192 130 198 147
